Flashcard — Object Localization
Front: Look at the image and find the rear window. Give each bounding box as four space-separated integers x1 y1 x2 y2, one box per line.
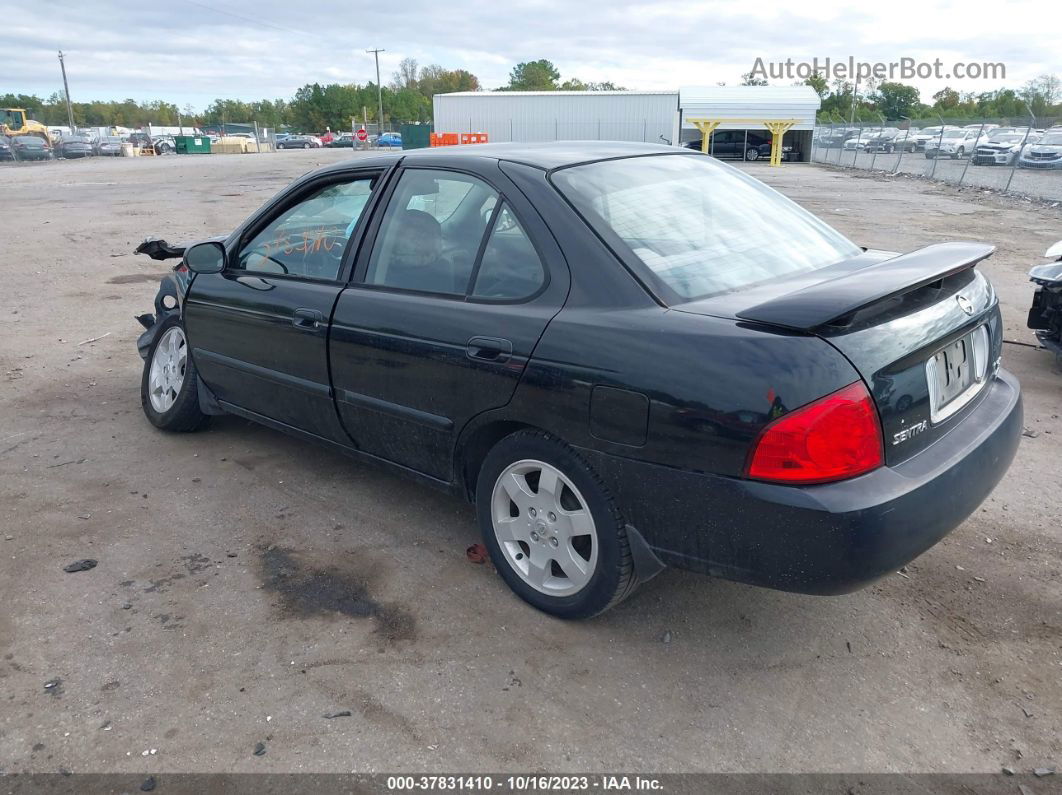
551 154 860 302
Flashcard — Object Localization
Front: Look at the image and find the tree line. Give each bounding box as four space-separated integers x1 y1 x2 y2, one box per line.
748 72 1062 123
4 59 1058 132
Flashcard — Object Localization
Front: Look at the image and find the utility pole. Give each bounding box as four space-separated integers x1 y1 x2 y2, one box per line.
366 48 385 134
57 50 75 131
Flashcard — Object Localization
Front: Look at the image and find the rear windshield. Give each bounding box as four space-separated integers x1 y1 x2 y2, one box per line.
551 154 861 302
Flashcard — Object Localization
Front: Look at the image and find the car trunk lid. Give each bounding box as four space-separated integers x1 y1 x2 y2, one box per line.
673 243 1003 464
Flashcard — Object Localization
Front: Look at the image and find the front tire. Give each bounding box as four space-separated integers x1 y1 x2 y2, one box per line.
476 431 637 619
141 317 208 432
745 147 760 161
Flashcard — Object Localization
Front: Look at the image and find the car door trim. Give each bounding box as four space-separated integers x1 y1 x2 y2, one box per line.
192 348 332 398
226 164 397 285
348 163 552 305
335 387 454 431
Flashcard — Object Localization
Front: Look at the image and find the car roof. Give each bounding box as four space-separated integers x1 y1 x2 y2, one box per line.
315 141 690 176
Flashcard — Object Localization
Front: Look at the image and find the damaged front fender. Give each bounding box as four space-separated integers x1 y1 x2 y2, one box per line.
135 274 183 360
134 237 186 261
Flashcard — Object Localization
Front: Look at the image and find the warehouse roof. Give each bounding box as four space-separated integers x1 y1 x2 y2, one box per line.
679 85 821 107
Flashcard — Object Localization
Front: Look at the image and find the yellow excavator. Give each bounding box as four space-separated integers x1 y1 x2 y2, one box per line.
0 108 54 146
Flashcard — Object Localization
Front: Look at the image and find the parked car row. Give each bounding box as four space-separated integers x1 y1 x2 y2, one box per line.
817 123 1062 168
276 131 404 150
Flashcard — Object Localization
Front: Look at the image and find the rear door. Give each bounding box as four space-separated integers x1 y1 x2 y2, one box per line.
184 168 385 442
328 163 570 480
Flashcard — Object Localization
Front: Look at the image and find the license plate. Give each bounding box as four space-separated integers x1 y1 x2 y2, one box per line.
925 327 989 423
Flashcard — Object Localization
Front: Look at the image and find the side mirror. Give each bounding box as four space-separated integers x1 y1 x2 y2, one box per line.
183 241 226 274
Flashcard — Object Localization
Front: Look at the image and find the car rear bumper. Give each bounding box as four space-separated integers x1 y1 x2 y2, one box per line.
580 368 1022 595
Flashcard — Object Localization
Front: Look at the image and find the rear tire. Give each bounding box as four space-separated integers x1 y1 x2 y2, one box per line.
140 317 209 433
745 147 760 161
475 431 637 619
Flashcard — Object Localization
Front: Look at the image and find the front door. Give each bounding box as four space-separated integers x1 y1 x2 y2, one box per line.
328 165 570 480
185 170 382 442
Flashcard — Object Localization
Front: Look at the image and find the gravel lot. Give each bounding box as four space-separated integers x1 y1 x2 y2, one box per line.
814 147 1062 201
0 151 1059 775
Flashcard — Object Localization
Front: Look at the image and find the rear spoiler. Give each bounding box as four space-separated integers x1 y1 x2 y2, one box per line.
736 242 995 331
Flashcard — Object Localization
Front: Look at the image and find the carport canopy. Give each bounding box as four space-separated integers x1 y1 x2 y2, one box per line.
679 86 820 166
686 118 798 166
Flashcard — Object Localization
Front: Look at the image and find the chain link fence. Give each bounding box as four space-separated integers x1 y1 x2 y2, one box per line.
811 117 1062 202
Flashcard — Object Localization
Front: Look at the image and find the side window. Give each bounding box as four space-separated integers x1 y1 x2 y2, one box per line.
236 178 374 280
471 204 546 300
365 169 498 295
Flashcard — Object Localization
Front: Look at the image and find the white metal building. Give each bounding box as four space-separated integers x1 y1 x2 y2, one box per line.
432 85 820 162
432 91 679 145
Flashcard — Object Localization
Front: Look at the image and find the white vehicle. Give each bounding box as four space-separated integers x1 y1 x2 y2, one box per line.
972 131 1042 166
842 132 875 151
911 125 960 151
924 128 989 159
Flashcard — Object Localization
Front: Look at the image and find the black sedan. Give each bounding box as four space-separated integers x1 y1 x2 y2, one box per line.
133 143 1021 618
277 135 322 149
59 134 96 158
10 135 53 160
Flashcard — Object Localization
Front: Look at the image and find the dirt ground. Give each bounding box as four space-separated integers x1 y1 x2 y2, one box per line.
0 151 1059 775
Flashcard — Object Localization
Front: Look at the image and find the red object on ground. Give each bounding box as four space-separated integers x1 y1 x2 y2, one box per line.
466 543 489 564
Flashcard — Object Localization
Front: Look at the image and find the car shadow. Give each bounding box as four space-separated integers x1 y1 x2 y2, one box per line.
201 414 864 652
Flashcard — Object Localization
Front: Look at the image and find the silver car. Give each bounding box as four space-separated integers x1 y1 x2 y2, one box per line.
973 131 1041 166
924 128 987 159
911 125 959 151
1018 131 1062 169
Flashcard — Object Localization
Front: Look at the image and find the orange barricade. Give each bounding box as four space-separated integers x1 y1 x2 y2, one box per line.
430 132 489 147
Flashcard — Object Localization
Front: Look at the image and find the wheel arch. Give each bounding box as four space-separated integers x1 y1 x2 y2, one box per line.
455 418 540 502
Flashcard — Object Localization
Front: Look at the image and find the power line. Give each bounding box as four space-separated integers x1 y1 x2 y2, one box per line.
182 0 316 37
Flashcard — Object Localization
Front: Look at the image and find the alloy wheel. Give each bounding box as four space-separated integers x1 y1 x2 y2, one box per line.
148 327 187 413
490 459 598 597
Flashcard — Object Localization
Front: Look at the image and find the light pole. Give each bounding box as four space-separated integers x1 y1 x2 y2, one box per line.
366 48 385 134
57 50 75 131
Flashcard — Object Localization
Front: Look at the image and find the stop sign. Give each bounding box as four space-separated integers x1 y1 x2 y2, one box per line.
356 128 368 142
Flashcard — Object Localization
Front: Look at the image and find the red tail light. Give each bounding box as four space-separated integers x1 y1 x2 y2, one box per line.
746 381 883 484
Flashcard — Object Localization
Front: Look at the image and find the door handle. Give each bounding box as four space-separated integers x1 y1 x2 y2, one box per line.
466 336 513 363
292 308 323 330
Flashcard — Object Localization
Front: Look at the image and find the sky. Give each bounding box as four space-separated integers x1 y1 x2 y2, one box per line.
3 0 1058 111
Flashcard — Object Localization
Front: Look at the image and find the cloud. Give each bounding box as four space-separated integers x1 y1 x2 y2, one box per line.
2 0 1053 109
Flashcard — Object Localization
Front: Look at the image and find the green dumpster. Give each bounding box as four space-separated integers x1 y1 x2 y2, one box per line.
401 123 432 150
175 135 211 154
